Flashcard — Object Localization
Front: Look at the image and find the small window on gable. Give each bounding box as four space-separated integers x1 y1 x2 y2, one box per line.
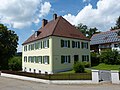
35 31 40 37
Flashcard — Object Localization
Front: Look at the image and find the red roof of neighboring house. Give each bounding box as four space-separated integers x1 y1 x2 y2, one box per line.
23 16 89 45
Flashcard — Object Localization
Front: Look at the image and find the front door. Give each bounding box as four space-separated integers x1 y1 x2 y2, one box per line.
74 55 79 64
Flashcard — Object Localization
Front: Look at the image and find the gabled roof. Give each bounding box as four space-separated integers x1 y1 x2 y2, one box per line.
90 29 120 45
23 16 89 45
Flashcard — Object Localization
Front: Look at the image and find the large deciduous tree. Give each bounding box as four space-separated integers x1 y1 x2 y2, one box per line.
111 16 120 30
0 24 18 70
76 23 100 38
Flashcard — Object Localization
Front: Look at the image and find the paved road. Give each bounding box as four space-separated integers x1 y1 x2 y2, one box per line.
0 76 120 90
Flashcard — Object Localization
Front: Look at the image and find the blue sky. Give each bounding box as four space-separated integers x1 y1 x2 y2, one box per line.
0 0 120 52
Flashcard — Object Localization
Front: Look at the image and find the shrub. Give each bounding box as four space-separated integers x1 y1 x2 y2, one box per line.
8 56 22 71
99 49 120 65
82 62 90 68
91 52 100 66
73 62 85 73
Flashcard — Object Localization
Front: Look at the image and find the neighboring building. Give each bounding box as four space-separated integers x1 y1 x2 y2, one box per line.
90 29 120 53
22 14 90 74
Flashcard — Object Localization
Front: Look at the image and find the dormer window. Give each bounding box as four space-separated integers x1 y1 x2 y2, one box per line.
35 31 40 38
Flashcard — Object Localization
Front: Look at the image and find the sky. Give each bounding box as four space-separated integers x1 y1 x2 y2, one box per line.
0 0 120 52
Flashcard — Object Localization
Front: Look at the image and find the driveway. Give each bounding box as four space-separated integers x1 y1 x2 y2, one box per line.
0 76 120 90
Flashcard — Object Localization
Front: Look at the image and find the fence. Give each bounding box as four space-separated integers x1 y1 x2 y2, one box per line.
1 70 92 80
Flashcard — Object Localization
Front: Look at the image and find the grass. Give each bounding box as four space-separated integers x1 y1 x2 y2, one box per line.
58 69 91 74
92 63 120 70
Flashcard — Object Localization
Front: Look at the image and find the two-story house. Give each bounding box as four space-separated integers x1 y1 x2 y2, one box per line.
90 29 120 53
22 14 90 74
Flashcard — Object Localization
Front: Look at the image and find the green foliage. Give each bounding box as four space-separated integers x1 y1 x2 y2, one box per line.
73 62 85 73
82 62 90 68
91 52 100 66
99 49 120 65
8 56 22 71
0 24 18 70
76 23 100 38
111 16 120 30
92 63 120 70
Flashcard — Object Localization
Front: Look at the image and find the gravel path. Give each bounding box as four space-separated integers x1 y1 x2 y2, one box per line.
0 76 120 90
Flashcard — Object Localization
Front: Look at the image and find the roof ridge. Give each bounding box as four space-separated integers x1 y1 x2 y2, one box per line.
51 16 61 35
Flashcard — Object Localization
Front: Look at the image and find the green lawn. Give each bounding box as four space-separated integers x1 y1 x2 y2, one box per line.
92 63 120 70
58 69 91 74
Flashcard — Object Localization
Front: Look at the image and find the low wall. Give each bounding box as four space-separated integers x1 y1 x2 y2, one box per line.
1 70 120 84
1 73 95 84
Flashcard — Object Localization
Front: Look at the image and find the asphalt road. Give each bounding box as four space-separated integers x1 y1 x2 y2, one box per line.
0 76 120 90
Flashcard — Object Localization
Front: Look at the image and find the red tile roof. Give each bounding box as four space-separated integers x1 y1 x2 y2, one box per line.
23 16 89 45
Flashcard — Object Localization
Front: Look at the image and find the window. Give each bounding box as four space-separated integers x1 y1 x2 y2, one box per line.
39 70 41 74
81 42 88 49
31 57 34 63
43 40 49 48
29 68 31 72
61 55 70 64
24 56 27 62
24 46 27 51
82 55 89 62
43 56 49 64
34 69 36 73
114 44 118 48
61 40 70 48
38 56 42 64
28 56 31 62
28 45 31 51
35 42 39 49
31 44 35 50
72 41 80 48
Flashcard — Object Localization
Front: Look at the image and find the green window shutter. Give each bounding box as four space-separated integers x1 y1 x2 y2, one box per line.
68 40 70 48
43 41 44 48
78 41 80 48
72 41 75 48
81 42 84 48
47 56 49 64
41 56 43 64
82 55 84 62
87 55 89 62
61 56 64 64
87 42 88 49
68 55 70 63
47 40 49 48
41 42 42 49
61 40 64 47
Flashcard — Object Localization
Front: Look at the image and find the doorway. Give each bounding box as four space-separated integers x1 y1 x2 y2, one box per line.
74 55 79 64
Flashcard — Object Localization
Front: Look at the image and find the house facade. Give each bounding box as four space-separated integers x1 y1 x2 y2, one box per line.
22 14 90 74
90 29 120 53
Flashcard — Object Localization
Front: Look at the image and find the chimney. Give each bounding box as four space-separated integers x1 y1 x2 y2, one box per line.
53 13 57 20
42 19 48 28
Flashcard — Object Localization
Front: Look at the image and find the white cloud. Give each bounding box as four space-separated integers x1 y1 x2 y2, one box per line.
83 0 91 3
39 2 51 17
63 0 120 31
0 0 51 29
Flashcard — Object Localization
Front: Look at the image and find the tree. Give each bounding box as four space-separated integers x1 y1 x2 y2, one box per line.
76 23 100 38
111 16 120 30
76 23 88 36
0 24 18 70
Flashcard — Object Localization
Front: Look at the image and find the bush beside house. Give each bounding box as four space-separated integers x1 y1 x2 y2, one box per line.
73 62 85 73
8 56 22 71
